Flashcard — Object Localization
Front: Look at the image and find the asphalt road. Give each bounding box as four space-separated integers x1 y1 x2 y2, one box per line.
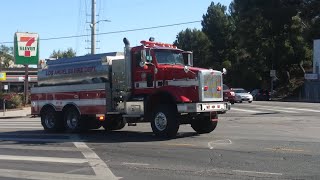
0 101 320 180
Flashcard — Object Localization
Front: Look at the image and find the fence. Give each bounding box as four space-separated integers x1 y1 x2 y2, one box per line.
300 81 320 102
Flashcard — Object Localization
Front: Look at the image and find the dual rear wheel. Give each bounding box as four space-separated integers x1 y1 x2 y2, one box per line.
41 106 101 132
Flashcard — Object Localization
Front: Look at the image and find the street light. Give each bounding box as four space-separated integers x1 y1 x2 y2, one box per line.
90 19 111 28
90 19 111 54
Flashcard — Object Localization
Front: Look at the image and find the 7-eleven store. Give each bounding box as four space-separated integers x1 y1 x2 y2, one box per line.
1 68 37 93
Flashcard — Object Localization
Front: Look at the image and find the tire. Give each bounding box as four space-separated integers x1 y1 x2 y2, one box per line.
64 107 85 132
103 118 126 131
239 101 243 103
230 101 235 104
150 105 179 138
191 114 218 134
248 101 252 103
41 107 64 132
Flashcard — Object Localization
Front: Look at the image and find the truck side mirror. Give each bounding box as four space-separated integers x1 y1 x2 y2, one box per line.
222 68 227 75
183 51 193 67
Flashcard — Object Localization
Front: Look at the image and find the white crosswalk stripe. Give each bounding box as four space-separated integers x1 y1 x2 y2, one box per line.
0 120 118 180
230 104 320 114
0 118 42 129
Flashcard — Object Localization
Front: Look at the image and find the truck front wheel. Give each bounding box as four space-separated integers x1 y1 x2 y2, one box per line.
41 107 64 132
150 105 179 138
191 114 218 134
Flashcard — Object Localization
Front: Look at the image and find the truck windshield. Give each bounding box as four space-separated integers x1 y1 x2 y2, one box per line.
155 50 184 65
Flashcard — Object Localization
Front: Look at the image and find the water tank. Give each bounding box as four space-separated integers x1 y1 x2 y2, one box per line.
37 52 124 86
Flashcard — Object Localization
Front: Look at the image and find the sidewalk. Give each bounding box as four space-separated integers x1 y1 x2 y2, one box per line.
0 107 31 119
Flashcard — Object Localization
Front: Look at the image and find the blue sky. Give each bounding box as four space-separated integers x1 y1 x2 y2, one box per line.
0 0 232 59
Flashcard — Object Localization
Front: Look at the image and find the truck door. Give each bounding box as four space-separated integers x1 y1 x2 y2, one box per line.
131 47 155 94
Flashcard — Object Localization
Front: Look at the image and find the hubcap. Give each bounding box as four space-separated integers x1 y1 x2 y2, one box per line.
45 113 55 128
154 112 167 131
67 113 78 129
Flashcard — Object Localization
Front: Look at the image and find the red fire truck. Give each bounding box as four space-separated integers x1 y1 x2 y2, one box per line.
31 38 230 138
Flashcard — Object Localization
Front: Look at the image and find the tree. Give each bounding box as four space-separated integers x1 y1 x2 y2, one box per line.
174 28 211 67
201 2 235 70
173 0 316 91
229 0 312 89
50 48 76 59
0 45 14 68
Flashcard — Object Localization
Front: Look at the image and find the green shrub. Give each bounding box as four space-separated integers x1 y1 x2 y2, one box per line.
3 94 23 109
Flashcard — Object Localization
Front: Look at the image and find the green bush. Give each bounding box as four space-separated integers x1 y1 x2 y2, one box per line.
1 93 23 109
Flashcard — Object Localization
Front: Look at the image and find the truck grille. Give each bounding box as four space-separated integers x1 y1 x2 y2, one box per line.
199 70 223 102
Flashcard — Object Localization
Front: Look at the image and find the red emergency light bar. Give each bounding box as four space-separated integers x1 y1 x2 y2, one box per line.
140 40 177 49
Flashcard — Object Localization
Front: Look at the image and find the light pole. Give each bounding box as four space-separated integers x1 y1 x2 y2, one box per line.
90 19 111 55
90 0 111 54
0 56 4 92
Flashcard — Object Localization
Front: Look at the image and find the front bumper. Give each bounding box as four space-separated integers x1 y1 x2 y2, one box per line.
177 102 231 113
235 96 253 102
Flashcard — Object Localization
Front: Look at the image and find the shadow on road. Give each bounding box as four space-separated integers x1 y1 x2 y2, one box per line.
0 128 200 145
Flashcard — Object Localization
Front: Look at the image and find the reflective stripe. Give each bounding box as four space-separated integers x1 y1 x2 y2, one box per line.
35 99 106 107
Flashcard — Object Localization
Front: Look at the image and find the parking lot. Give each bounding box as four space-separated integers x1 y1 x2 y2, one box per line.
0 101 320 180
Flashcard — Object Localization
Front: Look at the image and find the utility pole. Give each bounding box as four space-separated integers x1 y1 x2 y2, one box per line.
91 0 96 54
24 65 29 105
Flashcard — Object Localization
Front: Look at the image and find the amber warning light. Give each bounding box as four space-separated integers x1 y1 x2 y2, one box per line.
96 114 105 121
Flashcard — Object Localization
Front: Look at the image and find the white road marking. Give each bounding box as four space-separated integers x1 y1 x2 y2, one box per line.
0 120 39 122
256 107 298 113
245 104 320 113
0 133 71 136
232 169 283 176
0 123 40 125
0 168 98 180
0 137 72 142
72 135 118 180
0 127 42 129
208 139 232 149
122 162 150 166
0 144 80 152
230 108 263 113
0 155 87 164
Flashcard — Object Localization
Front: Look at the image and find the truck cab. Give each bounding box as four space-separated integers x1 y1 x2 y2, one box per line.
117 38 230 137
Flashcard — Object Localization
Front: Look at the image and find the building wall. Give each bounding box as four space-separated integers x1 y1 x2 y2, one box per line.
0 68 37 93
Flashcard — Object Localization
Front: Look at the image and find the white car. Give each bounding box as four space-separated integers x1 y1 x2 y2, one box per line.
231 88 253 103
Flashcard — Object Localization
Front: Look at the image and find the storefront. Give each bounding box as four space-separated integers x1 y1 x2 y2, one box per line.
0 68 37 93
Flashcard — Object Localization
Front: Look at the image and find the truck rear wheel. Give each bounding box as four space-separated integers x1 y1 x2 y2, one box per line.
150 105 179 138
191 114 218 134
64 107 85 132
41 107 64 132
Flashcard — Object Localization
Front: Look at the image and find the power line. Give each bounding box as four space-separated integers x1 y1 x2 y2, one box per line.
0 20 201 44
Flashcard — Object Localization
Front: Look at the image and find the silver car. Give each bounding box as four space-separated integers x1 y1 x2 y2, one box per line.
231 88 253 103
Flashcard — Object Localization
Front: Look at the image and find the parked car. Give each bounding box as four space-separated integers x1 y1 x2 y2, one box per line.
251 89 271 101
231 88 253 103
223 84 235 104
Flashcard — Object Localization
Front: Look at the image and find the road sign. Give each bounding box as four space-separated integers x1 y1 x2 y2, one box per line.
304 73 318 80
14 32 39 65
270 70 276 77
0 72 6 81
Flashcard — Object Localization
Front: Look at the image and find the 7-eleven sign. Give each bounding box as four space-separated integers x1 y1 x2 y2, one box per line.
14 32 39 65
